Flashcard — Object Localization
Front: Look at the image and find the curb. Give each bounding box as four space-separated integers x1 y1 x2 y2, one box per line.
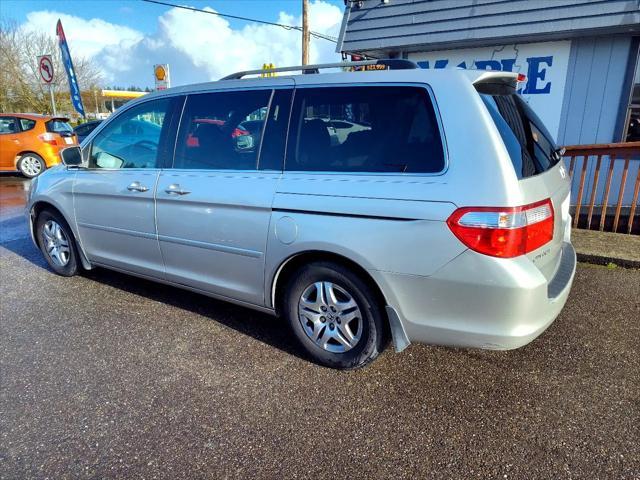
576 252 640 269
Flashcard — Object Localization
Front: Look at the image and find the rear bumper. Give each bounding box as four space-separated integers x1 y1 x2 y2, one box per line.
373 242 576 350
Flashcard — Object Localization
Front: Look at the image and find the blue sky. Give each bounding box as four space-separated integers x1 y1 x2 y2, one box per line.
3 1 345 32
4 0 346 87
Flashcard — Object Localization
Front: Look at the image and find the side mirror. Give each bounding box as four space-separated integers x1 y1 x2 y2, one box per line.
60 146 83 166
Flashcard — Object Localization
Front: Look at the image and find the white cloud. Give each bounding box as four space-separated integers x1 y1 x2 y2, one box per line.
21 10 144 59
19 2 344 88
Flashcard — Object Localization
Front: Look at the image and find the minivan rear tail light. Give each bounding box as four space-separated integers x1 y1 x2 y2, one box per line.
447 199 554 258
38 132 58 146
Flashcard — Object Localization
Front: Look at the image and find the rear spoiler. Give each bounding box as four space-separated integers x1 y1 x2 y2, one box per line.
472 71 521 95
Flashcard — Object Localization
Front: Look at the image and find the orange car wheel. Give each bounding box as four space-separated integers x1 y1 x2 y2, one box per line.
18 153 46 178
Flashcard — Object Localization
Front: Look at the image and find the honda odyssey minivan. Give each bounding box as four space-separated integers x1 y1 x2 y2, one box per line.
28 60 576 369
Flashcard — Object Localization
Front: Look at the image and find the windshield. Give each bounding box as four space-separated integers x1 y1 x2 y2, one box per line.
481 93 559 179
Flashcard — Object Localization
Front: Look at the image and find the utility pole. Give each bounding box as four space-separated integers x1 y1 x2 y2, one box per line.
302 0 309 65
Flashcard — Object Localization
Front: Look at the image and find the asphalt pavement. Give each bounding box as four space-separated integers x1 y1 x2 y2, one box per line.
1 174 639 479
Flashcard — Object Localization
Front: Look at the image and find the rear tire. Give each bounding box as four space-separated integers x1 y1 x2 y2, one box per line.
284 261 385 369
18 153 46 178
36 210 79 277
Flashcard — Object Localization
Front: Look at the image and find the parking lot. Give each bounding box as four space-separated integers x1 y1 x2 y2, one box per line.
1 174 638 479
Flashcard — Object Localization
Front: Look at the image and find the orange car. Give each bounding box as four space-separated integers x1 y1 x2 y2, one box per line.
0 114 78 178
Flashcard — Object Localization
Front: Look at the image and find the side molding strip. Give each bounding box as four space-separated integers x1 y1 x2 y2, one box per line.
158 234 263 258
77 222 263 258
273 208 416 222
77 222 156 240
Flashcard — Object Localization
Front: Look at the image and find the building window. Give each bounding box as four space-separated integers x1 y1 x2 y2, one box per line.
623 45 640 142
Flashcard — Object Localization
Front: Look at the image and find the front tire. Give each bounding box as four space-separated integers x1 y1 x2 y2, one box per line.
18 153 46 178
36 210 79 277
284 261 385 369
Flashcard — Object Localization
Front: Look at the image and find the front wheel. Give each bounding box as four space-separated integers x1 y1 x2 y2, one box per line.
36 210 79 277
284 261 386 369
18 153 46 178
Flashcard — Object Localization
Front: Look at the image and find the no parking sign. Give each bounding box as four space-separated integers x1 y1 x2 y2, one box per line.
38 55 54 84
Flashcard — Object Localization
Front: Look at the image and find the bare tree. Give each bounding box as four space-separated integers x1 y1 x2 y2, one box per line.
0 19 102 116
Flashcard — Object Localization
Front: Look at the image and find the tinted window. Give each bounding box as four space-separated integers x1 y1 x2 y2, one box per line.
627 108 640 142
75 122 101 136
259 89 292 170
481 94 559 179
90 98 170 169
19 118 36 131
174 90 272 170
287 86 444 173
0 117 18 134
46 119 73 134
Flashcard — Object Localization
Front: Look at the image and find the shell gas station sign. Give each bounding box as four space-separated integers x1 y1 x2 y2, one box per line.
154 64 170 91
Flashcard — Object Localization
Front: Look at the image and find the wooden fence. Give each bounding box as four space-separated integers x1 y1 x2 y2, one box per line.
563 142 640 234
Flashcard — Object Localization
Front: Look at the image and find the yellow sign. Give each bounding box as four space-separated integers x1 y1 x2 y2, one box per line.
154 64 170 90
261 63 276 78
154 65 167 81
101 89 147 99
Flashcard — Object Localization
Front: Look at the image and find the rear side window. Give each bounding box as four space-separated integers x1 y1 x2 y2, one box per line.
174 90 272 170
46 119 73 134
19 118 36 131
287 86 445 173
481 94 560 179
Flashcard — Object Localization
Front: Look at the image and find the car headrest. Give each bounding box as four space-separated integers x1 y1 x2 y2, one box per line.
300 118 330 149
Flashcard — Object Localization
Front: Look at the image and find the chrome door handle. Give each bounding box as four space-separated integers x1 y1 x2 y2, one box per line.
127 181 149 192
165 184 191 195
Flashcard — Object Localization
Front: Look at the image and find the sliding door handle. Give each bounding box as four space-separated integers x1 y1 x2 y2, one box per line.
127 181 149 192
164 184 191 195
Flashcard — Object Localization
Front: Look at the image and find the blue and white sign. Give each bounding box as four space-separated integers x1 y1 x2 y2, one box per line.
409 41 571 139
56 19 85 117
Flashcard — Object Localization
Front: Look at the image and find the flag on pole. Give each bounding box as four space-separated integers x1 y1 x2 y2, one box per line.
56 19 85 117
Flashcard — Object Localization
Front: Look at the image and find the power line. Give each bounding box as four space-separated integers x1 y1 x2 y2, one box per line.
140 0 338 43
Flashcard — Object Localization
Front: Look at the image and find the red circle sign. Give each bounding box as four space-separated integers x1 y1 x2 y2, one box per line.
39 56 54 84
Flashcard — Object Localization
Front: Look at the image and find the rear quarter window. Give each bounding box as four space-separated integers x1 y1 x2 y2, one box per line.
19 118 36 131
286 86 445 174
481 94 560 179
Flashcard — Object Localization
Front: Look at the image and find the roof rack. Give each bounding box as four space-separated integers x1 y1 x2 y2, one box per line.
220 59 418 80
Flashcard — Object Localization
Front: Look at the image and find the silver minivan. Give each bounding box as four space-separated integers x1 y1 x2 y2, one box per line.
28 60 576 369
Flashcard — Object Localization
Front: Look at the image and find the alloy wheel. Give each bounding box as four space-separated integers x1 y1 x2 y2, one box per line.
20 156 43 177
297 281 363 353
42 220 70 267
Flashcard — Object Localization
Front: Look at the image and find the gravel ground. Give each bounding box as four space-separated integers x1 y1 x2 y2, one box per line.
571 229 640 269
1 175 639 479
